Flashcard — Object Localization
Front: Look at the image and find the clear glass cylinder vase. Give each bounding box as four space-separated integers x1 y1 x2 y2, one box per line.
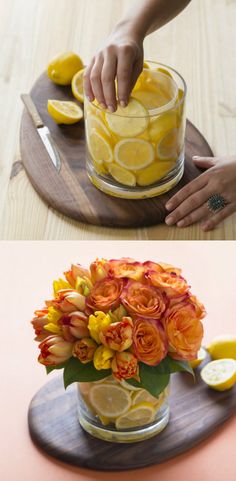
85 61 187 199
77 376 170 443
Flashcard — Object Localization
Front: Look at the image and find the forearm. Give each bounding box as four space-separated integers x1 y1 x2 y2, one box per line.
116 0 191 39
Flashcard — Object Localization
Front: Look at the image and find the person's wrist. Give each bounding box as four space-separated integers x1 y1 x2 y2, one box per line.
114 18 146 44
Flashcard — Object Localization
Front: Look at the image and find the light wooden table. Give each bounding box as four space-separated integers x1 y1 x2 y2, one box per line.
1 0 236 240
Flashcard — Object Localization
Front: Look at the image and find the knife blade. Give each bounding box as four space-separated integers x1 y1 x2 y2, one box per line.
21 93 61 172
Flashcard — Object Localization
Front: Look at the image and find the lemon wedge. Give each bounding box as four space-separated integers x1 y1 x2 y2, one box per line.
114 138 154 171
189 347 207 369
105 98 148 137
108 163 136 186
72 68 85 103
88 131 113 163
115 402 156 429
156 128 179 161
89 383 132 418
200 359 236 391
47 100 83 124
136 161 174 186
47 51 84 85
206 335 236 360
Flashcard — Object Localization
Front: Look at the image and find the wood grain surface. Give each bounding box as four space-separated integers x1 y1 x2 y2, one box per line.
20 73 213 228
28 358 236 471
1 0 236 238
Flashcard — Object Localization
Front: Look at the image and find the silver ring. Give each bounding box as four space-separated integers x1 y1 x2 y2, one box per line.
207 194 228 213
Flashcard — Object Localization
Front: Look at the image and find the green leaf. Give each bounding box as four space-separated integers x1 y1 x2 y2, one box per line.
127 362 170 398
63 357 111 389
46 362 67 374
164 356 194 377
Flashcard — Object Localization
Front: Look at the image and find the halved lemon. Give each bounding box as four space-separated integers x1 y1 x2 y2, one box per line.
72 68 85 103
156 128 179 161
136 161 174 186
149 111 177 142
47 51 84 86
88 131 113 163
105 98 148 137
108 163 136 186
114 138 154 171
47 100 83 124
200 359 236 391
115 402 156 429
206 335 236 360
88 383 132 418
86 115 111 138
189 347 207 369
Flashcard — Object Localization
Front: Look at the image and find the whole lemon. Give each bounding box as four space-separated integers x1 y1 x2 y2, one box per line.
47 52 84 85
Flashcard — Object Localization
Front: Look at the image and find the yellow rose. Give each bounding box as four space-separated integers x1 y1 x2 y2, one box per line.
88 311 112 344
93 345 114 370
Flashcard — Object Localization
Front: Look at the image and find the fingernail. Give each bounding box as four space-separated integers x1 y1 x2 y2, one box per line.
108 105 115 113
100 103 107 110
165 216 174 226
177 220 185 227
120 100 127 108
165 202 173 210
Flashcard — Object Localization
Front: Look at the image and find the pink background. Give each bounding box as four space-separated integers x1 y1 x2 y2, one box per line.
1 241 235 481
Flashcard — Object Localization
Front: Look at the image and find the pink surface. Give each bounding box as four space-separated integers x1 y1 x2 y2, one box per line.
1 241 235 481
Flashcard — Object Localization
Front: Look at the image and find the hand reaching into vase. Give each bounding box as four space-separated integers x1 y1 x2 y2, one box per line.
84 0 191 111
165 156 236 231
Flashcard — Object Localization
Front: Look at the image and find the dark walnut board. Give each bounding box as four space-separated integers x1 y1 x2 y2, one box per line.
20 73 213 227
28 356 236 471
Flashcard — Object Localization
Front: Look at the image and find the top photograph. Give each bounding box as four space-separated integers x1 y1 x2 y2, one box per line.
1 0 236 240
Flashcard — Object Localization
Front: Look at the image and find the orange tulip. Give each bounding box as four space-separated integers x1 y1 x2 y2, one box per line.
121 281 166 319
73 338 97 364
38 335 73 366
100 317 133 351
111 351 139 380
31 309 50 341
86 277 123 312
133 318 167 365
46 289 86 313
59 311 89 341
90 258 111 283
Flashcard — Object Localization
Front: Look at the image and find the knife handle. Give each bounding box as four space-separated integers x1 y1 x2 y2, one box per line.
21 94 44 128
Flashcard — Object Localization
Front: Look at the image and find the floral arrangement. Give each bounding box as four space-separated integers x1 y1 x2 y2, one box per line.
31 258 205 397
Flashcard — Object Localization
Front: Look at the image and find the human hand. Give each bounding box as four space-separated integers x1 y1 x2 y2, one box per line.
84 26 144 112
165 156 236 231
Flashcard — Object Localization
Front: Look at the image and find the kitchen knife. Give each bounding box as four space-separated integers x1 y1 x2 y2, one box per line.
21 94 61 172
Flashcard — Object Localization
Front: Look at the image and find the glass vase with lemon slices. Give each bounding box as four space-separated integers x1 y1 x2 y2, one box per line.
77 377 170 443
85 62 187 199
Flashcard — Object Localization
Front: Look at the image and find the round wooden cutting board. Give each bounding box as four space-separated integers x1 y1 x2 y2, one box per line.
20 73 213 227
28 358 236 471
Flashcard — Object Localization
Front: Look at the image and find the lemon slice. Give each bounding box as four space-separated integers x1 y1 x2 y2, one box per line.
105 98 148 137
47 100 83 124
47 51 84 86
88 131 113 163
156 128 179 161
89 383 132 418
189 347 207 369
133 90 169 111
137 161 174 186
156 67 173 79
132 389 163 407
119 380 140 391
200 359 236 391
149 111 177 142
206 335 236 360
115 402 156 429
114 138 154 171
87 115 111 138
72 68 85 103
108 163 136 186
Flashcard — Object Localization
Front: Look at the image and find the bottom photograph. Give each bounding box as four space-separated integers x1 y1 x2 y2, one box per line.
1 241 236 481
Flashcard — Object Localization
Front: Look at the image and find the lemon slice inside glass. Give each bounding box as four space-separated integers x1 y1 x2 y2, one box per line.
115 402 156 429
108 163 136 186
156 128 179 161
132 389 163 408
88 383 132 418
87 115 111 138
105 98 148 137
149 111 177 142
88 131 113 163
72 68 85 103
200 359 236 391
114 138 154 171
47 100 83 124
136 161 174 186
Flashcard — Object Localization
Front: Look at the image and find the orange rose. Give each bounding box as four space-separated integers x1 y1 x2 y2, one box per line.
146 270 189 299
86 277 123 312
100 317 133 351
111 351 139 380
133 319 167 366
73 338 97 364
31 308 50 341
46 289 86 313
165 301 204 360
121 281 166 319
59 311 89 341
38 335 73 366
109 258 145 281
